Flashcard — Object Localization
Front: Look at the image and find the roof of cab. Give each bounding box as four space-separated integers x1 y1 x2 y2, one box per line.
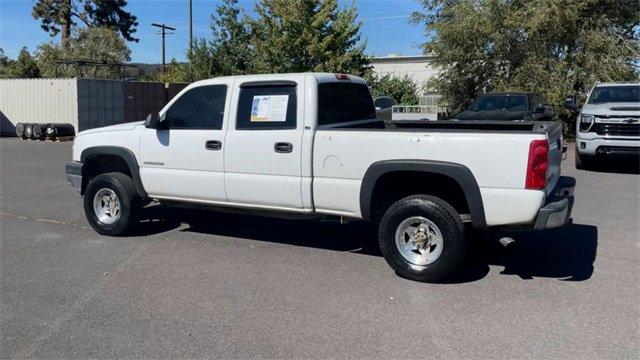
189 72 367 87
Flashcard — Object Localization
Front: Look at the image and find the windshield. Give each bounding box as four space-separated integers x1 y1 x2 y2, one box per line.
588 86 640 104
468 95 527 111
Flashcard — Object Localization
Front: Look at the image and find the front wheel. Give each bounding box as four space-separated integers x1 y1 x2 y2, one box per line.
378 195 466 282
83 172 141 236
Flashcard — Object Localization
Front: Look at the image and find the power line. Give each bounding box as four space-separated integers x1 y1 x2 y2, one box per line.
151 23 176 75
189 0 193 51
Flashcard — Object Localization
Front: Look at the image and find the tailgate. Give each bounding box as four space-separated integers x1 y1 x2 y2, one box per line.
543 121 563 196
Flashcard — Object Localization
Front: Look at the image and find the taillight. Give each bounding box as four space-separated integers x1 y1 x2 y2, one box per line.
525 139 548 190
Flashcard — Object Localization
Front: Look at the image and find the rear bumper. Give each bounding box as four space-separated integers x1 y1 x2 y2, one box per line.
533 176 575 230
65 161 83 194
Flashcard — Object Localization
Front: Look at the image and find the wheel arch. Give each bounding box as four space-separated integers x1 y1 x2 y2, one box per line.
359 160 486 228
80 146 147 198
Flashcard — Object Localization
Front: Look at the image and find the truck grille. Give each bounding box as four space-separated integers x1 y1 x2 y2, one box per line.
591 123 640 136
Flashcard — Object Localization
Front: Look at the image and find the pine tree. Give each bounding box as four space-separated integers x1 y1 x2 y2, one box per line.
250 0 370 75
208 0 253 76
5 48 41 78
32 0 138 48
182 0 253 81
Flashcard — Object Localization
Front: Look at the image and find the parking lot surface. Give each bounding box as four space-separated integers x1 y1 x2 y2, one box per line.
1 138 639 359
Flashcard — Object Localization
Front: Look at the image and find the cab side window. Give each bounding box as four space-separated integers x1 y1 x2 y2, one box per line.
165 85 227 129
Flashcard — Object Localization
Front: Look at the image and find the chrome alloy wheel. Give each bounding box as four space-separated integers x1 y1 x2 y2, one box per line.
93 188 121 225
394 216 444 265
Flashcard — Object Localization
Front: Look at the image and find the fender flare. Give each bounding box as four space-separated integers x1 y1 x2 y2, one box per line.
359 160 486 228
80 146 148 198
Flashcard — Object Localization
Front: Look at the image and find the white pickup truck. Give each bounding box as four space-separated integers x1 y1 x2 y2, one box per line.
66 73 575 282
571 82 640 169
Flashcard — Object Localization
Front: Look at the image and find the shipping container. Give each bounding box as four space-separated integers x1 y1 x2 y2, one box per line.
1 79 79 136
1 78 189 136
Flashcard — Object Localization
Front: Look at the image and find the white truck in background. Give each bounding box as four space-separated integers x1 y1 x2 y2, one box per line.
570 82 640 169
66 73 575 282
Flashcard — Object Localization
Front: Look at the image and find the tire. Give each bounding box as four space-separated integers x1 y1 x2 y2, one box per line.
575 150 594 170
83 172 141 236
378 195 466 282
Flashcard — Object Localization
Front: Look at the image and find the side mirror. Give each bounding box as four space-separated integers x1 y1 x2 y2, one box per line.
564 95 579 114
144 112 164 129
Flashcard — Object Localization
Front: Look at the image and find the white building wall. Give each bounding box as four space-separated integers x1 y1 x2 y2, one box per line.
370 55 441 95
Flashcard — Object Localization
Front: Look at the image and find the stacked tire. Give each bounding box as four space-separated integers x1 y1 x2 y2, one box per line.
44 123 75 140
15 123 26 139
14 123 75 141
23 123 35 139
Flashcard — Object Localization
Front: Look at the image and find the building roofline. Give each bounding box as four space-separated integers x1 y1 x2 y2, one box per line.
371 54 435 63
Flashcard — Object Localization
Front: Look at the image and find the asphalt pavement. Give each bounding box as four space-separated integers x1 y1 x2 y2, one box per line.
1 138 639 359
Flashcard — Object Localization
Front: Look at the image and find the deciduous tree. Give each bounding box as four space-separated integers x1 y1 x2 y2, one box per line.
412 0 640 134
36 27 131 79
366 73 419 105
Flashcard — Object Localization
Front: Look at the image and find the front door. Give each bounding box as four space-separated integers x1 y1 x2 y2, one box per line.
224 82 304 209
139 84 229 203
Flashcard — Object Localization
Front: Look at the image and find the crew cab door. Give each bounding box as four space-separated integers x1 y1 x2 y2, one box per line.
139 83 230 202
224 80 305 209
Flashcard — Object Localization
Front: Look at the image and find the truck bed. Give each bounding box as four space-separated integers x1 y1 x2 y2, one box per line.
313 119 564 225
329 119 562 135
388 120 561 134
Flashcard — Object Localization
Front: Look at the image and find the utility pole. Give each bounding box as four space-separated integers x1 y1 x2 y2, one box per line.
152 23 176 75
189 0 193 51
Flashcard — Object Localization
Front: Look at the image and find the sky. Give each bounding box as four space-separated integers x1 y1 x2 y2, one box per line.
0 0 426 63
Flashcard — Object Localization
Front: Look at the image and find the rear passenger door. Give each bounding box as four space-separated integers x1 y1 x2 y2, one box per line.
139 83 230 203
224 81 304 209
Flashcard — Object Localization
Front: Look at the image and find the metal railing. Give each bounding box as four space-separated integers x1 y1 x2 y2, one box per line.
392 105 449 114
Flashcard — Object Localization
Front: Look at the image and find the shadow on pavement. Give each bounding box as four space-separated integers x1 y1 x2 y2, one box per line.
584 157 640 175
137 204 598 283
451 224 598 283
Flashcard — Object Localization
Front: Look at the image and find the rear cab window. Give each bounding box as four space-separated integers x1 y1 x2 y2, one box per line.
317 82 377 128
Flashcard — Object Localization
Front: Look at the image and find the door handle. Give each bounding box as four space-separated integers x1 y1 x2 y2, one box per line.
274 142 293 153
205 140 222 150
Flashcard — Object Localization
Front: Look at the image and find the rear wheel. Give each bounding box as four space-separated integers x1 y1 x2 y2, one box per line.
378 195 466 282
84 172 141 236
